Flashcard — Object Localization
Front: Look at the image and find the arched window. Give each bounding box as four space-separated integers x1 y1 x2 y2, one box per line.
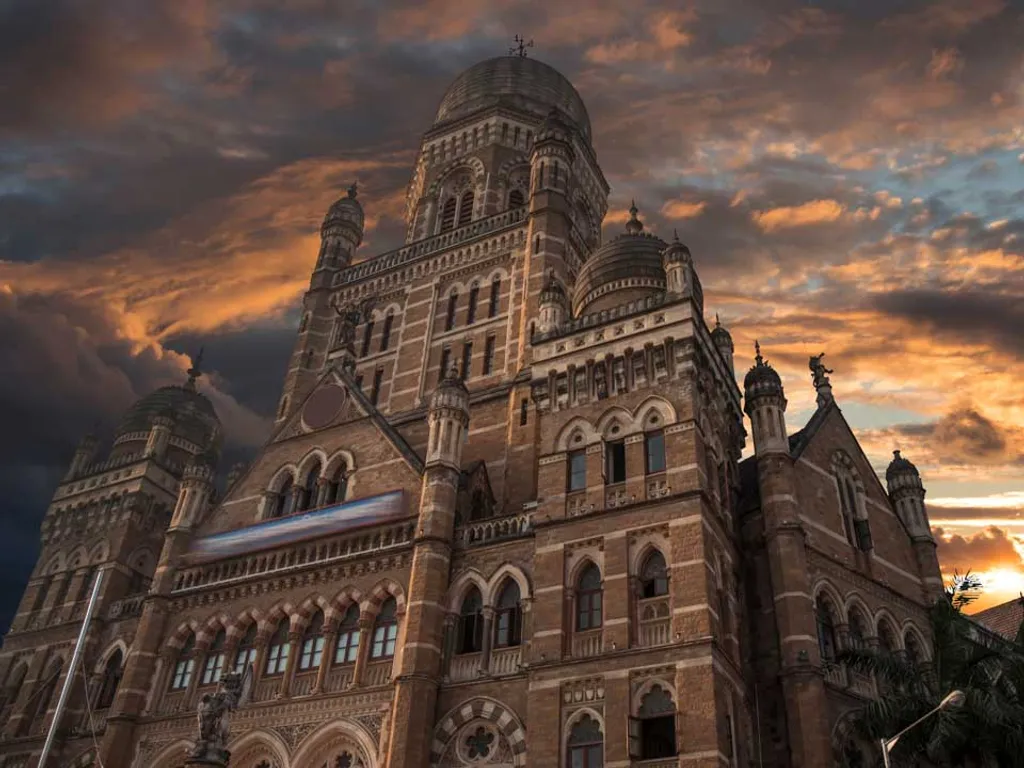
29 659 63 728
645 431 666 475
380 311 395 352
1 663 27 713
576 564 603 631
848 608 868 650
440 197 457 232
96 650 123 709
335 604 361 665
299 610 325 671
878 621 897 655
201 630 226 686
631 685 677 760
445 289 459 331
508 189 524 208
360 317 375 357
300 462 321 512
371 598 398 659
265 621 290 676
170 634 195 690
567 714 604 768
457 588 484 654
467 283 480 324
457 190 474 227
640 551 669 598
487 278 501 321
905 631 923 666
494 580 522 648
815 599 837 662
233 623 258 675
76 566 97 603
273 475 293 518
323 463 348 507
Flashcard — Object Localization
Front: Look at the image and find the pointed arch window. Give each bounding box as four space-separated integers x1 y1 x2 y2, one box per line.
29 659 63 729
233 623 257 675
440 197 457 233
76 566 97 603
457 190 474 227
265 621 290 676
171 634 195 690
815 598 837 663
457 588 484 654
567 714 604 768
300 462 321 512
508 188 524 209
576 563 603 631
323 462 348 506
567 450 587 492
878 622 897 655
299 610 325 671
335 604 361 665
1 663 27 714
904 631 923 667
848 608 868 650
273 475 293 518
630 685 677 760
371 597 398 659
380 311 395 352
96 650 123 708
445 289 459 331
494 580 522 648
488 276 501 317
640 551 669 598
360 317 375 357
201 629 226 685
467 283 480 324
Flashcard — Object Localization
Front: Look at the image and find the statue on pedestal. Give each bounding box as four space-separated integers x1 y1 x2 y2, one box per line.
185 668 251 766
808 353 835 408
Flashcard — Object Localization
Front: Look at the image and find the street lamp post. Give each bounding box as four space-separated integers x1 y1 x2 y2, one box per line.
880 690 966 767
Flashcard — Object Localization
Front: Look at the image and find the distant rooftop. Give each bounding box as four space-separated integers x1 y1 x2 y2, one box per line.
972 596 1024 641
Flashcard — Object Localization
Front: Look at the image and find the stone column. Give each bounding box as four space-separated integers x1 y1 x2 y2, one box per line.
314 631 336 693
279 631 301 698
441 614 457 681
352 614 374 686
479 608 495 674
623 348 635 390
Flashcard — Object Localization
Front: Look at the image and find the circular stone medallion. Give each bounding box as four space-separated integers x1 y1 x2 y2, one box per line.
302 385 346 430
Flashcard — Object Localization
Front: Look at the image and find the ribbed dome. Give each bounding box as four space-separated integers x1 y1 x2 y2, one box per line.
323 183 364 234
743 343 783 394
711 316 733 349
434 57 592 141
572 205 666 316
114 384 221 456
886 450 920 481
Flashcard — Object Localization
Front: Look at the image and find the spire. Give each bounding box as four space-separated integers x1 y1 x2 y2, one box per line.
673 229 680 242
347 180 358 199
185 348 205 390
715 313 721 328
625 200 644 235
754 340 763 366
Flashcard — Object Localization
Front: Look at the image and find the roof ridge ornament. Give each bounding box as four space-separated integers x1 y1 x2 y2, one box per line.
808 352 834 409
509 34 534 58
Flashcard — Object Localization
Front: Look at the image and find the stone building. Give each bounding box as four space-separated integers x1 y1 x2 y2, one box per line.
0 54 943 768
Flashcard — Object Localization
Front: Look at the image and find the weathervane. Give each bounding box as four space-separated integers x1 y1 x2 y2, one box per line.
509 35 534 57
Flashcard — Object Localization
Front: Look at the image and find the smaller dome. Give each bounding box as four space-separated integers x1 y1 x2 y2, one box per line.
711 315 733 349
886 450 920 481
322 183 364 235
743 341 783 393
663 230 691 264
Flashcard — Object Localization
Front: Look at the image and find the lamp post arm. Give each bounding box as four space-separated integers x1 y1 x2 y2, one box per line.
880 699 948 766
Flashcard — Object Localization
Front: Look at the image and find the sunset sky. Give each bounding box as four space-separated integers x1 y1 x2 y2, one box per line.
1 0 1023 628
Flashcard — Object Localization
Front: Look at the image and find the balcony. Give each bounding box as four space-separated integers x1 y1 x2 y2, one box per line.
252 677 281 703
637 597 671 647
458 511 533 547
290 671 316 697
490 646 522 676
449 652 483 682
848 669 876 698
364 660 393 688
160 690 188 715
571 629 603 659
325 665 354 693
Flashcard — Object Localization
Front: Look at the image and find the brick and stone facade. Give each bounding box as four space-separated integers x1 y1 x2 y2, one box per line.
0 54 942 768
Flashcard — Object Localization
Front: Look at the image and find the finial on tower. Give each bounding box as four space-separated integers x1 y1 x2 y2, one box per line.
186 348 205 390
715 313 721 328
625 200 644 234
754 340 763 365
509 35 534 57
347 181 358 199
673 229 680 242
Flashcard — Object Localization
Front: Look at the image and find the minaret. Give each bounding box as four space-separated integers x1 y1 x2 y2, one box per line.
276 184 365 424
711 314 735 379
662 229 690 296
536 272 568 336
100 449 217 767
519 108 575 365
385 363 469 767
743 342 832 767
743 342 788 456
887 450 944 600
65 432 98 480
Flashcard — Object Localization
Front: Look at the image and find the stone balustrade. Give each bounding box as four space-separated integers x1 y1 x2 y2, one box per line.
325 666 354 693
571 629 602 659
173 521 416 593
108 594 146 620
160 691 188 715
637 596 671 647
449 652 483 682
489 646 522 676
823 663 847 688
290 672 316 697
457 512 533 547
252 677 281 703
363 660 393 688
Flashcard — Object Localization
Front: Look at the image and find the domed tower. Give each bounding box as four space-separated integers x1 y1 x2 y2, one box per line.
316 183 364 278
712 315 735 378
743 342 788 456
660 230 705 314
537 271 568 335
572 202 667 316
886 450 943 599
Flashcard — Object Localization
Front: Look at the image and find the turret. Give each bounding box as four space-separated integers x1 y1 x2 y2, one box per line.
711 314 735 378
661 230 704 314
743 342 788 456
316 183 364 276
426 362 471 469
886 451 932 542
144 411 175 459
537 272 568 335
170 451 216 531
65 432 98 480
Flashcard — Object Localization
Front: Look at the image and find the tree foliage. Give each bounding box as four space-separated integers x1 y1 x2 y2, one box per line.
836 573 1024 767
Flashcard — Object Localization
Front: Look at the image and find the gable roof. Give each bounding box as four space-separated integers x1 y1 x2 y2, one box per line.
973 597 1024 641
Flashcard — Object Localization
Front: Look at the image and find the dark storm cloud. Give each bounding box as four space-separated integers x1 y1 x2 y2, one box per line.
879 407 1022 467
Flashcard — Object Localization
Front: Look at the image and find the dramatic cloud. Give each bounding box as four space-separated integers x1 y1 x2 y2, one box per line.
2 0 1024 628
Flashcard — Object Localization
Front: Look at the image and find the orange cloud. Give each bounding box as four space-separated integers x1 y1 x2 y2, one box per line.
751 199 846 231
661 200 707 219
